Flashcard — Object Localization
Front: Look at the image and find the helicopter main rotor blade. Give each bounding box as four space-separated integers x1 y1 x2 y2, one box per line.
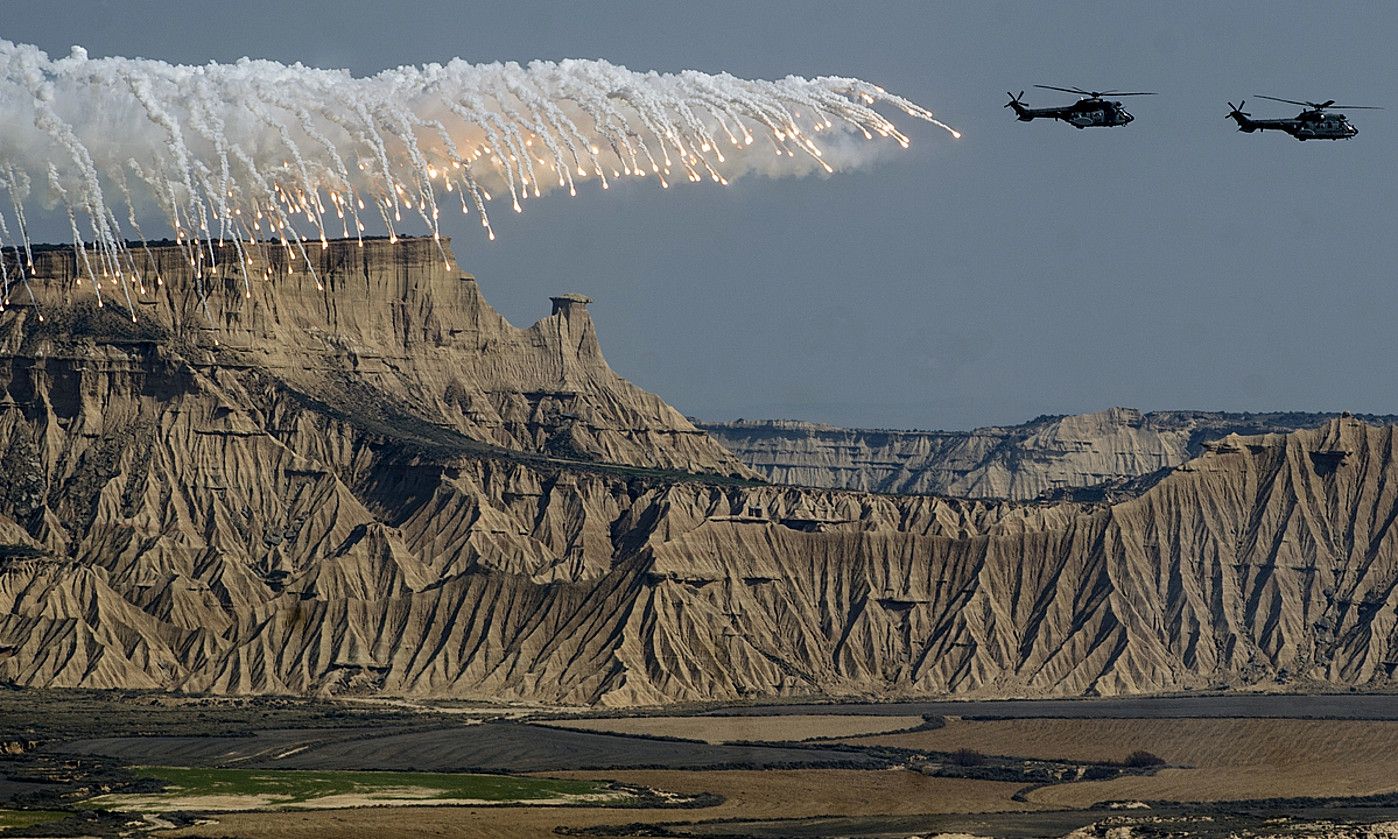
1255 94 1317 108
1034 84 1091 95
1100 91 1157 97
1328 105 1383 110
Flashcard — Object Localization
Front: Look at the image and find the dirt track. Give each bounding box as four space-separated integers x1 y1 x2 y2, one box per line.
540 713 926 743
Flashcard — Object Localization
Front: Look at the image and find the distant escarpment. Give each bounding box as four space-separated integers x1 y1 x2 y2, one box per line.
2 241 1398 705
700 408 1397 500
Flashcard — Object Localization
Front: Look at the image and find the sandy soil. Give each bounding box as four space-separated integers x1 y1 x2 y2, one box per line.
848 717 1398 806
538 713 926 743
162 769 1031 839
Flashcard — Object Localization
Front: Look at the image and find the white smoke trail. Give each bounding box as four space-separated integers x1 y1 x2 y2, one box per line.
0 40 956 309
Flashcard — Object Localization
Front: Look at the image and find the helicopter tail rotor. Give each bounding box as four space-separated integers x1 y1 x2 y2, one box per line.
1005 91 1031 120
1226 101 1256 131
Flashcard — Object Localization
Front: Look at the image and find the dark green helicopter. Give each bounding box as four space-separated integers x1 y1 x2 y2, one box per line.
1227 96 1381 140
1005 85 1156 128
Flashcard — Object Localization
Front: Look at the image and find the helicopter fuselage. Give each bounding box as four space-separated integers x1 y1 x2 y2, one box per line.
1229 109 1358 140
1008 98 1134 128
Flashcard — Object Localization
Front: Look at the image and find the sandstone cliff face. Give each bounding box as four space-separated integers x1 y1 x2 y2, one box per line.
9 238 750 478
3 401 1397 704
700 409 1391 500
2 243 1398 705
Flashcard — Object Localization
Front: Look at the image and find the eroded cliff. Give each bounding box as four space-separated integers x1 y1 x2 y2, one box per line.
7 237 750 478
700 408 1394 499
1 242 1397 705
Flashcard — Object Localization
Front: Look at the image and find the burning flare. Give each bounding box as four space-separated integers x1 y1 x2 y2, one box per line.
0 40 955 313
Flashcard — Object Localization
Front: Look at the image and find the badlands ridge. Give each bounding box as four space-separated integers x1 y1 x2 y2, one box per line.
0 238 1396 705
701 409 1398 500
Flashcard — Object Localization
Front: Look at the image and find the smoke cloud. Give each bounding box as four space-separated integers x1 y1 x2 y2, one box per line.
0 39 954 310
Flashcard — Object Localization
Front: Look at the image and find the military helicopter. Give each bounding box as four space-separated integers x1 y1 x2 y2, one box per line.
1005 85 1156 128
1226 96 1381 140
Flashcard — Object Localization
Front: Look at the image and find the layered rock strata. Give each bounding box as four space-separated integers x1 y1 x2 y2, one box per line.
700 408 1396 499
9 237 751 477
1 242 1396 705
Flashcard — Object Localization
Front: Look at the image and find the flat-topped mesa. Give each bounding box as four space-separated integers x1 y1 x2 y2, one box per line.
0 237 752 478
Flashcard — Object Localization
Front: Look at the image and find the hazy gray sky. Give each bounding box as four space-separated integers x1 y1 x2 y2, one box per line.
7 1 1398 429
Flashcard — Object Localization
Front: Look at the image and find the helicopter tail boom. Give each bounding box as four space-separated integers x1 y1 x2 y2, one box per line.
1230 114 1259 132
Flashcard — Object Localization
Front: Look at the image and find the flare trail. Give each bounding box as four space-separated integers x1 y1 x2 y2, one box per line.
0 40 956 312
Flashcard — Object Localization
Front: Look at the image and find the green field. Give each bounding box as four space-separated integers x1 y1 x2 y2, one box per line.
86 766 619 812
0 810 66 832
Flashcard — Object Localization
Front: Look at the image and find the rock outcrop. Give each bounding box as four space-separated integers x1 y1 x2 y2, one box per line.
700 408 1394 499
8 237 751 478
2 241 1398 705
